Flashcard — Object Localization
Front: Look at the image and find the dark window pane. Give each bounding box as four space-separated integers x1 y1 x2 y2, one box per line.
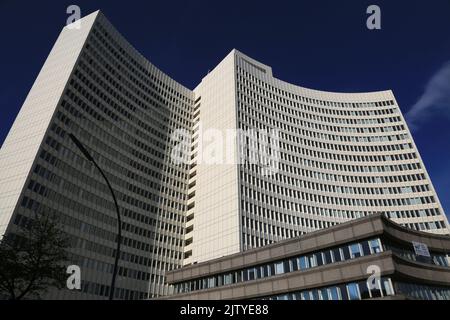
311 290 320 300
269 264 275 276
332 248 342 262
243 270 249 281
291 258 299 271
316 253 323 266
301 291 311 300
283 260 290 273
248 268 255 281
359 281 370 299
361 241 371 256
236 271 242 282
342 247 351 260
324 250 332 264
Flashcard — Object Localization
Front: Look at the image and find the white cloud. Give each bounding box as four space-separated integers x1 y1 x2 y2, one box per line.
405 61 450 131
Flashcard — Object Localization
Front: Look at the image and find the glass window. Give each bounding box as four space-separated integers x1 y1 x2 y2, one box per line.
316 252 324 266
347 283 360 300
256 267 262 279
332 248 342 262
298 256 309 270
350 243 362 258
369 279 382 298
320 288 329 300
323 250 333 264
436 255 449 267
269 264 275 276
308 254 317 268
293 293 302 300
275 261 284 275
301 291 311 300
290 257 299 271
359 281 370 299
361 241 371 256
235 271 242 283
328 287 340 300
247 268 255 281
262 265 270 278
208 277 215 288
369 239 382 254
311 290 320 300
381 278 394 296
341 247 350 260
279 294 289 300
224 273 232 285
283 260 291 273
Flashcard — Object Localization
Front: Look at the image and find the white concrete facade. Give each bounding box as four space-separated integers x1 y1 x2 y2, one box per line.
0 12 97 238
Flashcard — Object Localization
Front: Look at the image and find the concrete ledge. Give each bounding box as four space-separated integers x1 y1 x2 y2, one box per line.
161 252 396 300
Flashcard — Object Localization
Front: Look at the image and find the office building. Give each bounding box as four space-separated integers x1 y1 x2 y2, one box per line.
0 11 448 299
163 213 450 300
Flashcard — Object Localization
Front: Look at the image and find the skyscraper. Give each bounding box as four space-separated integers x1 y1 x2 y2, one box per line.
0 11 448 299
0 11 192 299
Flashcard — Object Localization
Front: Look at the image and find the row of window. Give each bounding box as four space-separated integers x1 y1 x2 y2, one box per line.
237 67 394 109
241 164 430 196
262 278 395 300
241 186 436 210
239 112 407 149
239 103 404 142
238 93 401 127
242 158 427 185
239 95 398 124
173 238 382 294
384 242 449 268
395 282 450 300
80 279 147 300
241 219 447 250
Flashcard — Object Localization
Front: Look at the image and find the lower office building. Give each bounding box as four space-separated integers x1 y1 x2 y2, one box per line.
162 213 450 300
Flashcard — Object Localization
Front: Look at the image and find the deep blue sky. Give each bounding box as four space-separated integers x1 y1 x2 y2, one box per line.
0 1 449 218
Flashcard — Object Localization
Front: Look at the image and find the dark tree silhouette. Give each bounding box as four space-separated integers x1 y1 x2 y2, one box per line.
0 212 70 300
